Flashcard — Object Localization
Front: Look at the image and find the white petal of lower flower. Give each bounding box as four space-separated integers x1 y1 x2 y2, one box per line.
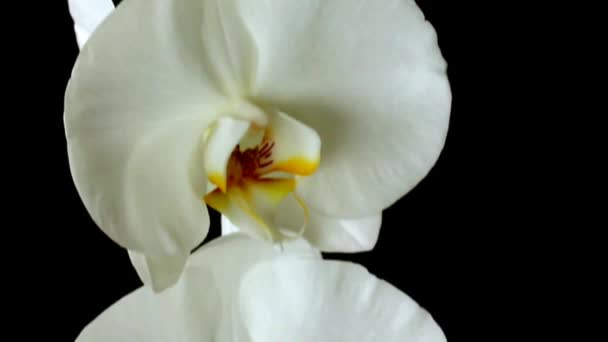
76 267 223 342
238 0 451 217
128 250 188 292
67 0 114 47
77 235 441 342
77 234 320 341
240 259 446 342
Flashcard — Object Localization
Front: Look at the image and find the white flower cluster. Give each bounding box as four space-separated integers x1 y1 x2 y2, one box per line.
66 0 451 340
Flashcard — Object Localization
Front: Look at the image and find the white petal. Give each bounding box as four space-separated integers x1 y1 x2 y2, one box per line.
65 0 229 259
77 234 320 341
239 259 446 342
200 0 258 97
185 234 284 297
203 117 251 192
67 0 114 47
128 250 188 292
78 235 269 342
238 0 451 217
76 268 223 342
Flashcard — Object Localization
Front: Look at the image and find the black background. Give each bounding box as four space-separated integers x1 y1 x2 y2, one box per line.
9 0 532 341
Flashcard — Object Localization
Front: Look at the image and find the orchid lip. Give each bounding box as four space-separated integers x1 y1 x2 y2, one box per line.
202 108 320 242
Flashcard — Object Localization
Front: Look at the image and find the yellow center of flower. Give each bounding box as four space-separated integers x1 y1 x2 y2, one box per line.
201 108 320 242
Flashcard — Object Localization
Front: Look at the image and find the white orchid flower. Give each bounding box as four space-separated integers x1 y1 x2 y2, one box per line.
66 0 451 291
76 233 446 342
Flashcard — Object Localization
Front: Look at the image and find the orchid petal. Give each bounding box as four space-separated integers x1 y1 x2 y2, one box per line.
78 235 438 341
65 0 233 263
240 259 446 342
77 234 320 341
128 250 188 292
76 275 222 342
238 0 451 217
199 0 258 97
